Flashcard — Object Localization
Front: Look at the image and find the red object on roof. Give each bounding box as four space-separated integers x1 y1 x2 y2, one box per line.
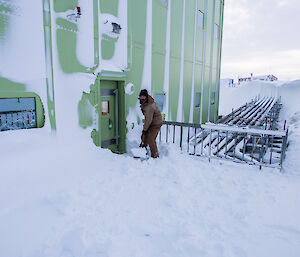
77 6 81 14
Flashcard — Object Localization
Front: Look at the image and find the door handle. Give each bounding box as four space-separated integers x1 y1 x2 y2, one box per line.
108 118 113 129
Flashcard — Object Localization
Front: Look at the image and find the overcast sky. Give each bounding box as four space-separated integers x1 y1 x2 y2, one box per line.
221 0 300 80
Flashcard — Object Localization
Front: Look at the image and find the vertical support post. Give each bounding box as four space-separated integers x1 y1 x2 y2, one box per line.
114 89 119 146
22 112 25 128
180 126 183 150
225 131 228 158
209 129 212 162
201 129 204 155
166 124 168 143
242 133 247 161
284 120 286 130
173 125 175 143
194 127 196 155
259 135 263 170
251 135 255 162
199 0 208 124
187 127 190 153
264 118 267 130
43 0 57 130
217 130 220 156
270 135 274 165
233 136 236 160
280 130 288 171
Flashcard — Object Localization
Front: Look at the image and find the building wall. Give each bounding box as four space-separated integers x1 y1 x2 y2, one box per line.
0 0 224 151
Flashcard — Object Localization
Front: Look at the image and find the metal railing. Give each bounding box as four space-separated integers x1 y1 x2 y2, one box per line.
217 97 282 130
0 110 37 131
159 121 289 170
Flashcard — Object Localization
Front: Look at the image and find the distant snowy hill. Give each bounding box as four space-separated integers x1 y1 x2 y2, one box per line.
219 79 300 116
0 80 300 257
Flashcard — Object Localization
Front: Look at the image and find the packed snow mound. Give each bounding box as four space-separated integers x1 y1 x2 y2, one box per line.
278 80 300 117
130 146 148 158
219 79 300 116
0 80 300 257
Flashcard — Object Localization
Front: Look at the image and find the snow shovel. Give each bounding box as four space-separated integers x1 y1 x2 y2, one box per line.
131 140 150 160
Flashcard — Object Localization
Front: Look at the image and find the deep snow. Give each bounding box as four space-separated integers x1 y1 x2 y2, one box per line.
0 80 300 257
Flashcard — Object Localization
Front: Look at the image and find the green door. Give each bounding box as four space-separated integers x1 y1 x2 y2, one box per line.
100 80 118 151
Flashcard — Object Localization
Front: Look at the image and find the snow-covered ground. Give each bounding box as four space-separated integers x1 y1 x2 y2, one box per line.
1 80 300 257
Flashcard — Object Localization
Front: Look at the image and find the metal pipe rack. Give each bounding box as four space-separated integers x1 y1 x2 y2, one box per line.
159 97 288 170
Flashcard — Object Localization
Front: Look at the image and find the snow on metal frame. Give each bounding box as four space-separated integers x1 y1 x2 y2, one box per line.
160 120 288 170
201 124 287 137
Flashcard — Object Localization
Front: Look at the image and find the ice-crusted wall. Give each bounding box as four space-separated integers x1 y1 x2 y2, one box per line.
48 0 128 143
0 0 49 128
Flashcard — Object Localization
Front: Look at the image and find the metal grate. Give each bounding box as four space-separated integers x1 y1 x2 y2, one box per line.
159 121 288 170
159 97 288 170
216 96 282 129
0 98 37 131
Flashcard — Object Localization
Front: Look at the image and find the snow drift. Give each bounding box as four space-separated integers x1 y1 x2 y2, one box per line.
0 80 300 257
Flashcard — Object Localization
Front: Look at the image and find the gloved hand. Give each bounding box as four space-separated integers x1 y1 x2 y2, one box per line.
139 142 146 148
141 130 146 142
140 130 147 148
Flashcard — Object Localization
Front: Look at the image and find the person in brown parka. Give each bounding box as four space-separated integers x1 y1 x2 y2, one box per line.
139 89 163 158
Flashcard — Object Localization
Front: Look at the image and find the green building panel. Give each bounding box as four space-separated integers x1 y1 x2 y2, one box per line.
193 63 203 123
169 0 184 121
126 0 147 115
152 0 167 98
0 2 12 40
182 0 196 123
53 0 77 13
100 0 119 17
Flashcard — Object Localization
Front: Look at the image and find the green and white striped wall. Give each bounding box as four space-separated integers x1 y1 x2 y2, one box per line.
0 0 224 150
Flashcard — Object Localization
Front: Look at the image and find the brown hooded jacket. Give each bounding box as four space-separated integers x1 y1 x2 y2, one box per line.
141 95 163 132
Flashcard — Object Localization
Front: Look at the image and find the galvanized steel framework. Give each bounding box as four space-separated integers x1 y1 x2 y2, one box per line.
159 97 288 170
